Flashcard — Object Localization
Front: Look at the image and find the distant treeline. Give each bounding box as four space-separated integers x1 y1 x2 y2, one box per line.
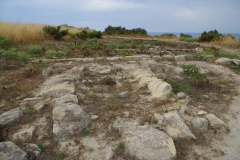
104 25 147 35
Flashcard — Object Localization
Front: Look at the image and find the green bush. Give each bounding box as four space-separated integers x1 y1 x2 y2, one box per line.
75 30 102 40
28 45 44 54
43 25 69 40
198 30 222 42
0 35 10 48
180 33 192 38
104 25 147 35
160 33 177 38
3 48 30 63
164 76 191 94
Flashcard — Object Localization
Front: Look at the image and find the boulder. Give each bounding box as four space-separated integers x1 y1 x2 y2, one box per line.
52 103 91 138
205 114 228 130
163 65 184 75
114 123 176 160
0 108 22 126
53 63 66 68
162 55 175 61
192 117 208 133
163 110 196 139
0 141 28 160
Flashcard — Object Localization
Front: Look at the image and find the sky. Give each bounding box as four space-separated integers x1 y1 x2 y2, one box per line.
0 0 240 33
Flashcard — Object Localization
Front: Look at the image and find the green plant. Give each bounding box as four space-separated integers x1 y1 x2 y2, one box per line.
17 51 30 63
180 33 192 38
151 116 158 123
104 25 147 35
45 49 67 58
88 147 94 153
43 25 68 40
198 29 222 42
80 129 90 136
118 142 125 148
164 76 191 94
37 143 45 151
179 37 196 42
0 35 10 48
130 155 137 160
76 150 82 156
57 151 65 158
28 45 44 54
22 105 34 115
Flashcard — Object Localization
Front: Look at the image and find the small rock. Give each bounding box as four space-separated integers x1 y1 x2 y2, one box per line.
205 114 228 130
195 47 203 53
154 113 167 125
23 97 42 101
24 143 41 159
175 55 185 61
192 117 208 133
91 115 99 120
0 141 28 160
177 92 186 99
198 110 207 115
119 91 130 98
53 63 65 68
42 67 53 77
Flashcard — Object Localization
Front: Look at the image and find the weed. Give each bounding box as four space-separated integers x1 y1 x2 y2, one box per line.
117 133 122 138
76 150 82 156
80 129 90 136
28 45 44 54
57 151 65 158
43 25 68 40
118 142 125 148
151 116 158 123
88 147 94 153
130 155 137 160
217 51 239 59
37 143 45 151
164 76 191 94
22 105 34 115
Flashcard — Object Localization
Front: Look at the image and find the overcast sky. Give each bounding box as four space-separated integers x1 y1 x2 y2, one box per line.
0 0 240 33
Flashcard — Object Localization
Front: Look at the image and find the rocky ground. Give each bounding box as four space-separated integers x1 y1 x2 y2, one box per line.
0 37 240 160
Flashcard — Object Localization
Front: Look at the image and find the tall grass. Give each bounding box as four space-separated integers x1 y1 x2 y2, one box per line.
0 21 45 44
210 34 240 48
0 21 91 44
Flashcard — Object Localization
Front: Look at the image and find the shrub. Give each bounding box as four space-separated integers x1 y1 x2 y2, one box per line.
43 25 68 40
180 64 206 84
198 30 222 42
75 30 102 40
37 143 45 152
28 45 44 54
3 48 30 63
104 25 147 35
0 35 10 48
164 76 191 94
180 33 192 38
159 33 177 38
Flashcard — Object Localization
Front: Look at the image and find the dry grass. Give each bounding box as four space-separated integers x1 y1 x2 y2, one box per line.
210 35 240 48
153 35 179 40
0 21 45 44
0 21 91 44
